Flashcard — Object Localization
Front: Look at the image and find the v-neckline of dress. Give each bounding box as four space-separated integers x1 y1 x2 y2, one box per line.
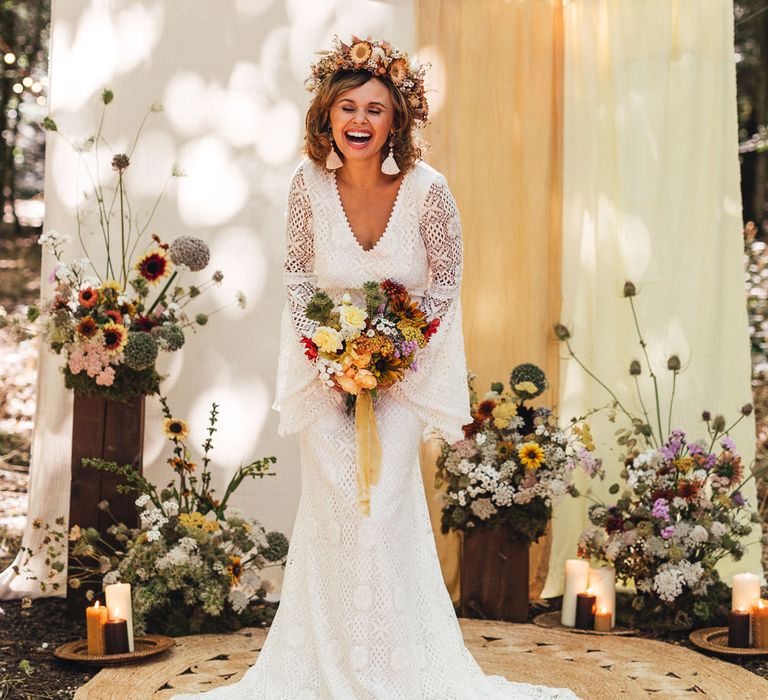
331 168 409 254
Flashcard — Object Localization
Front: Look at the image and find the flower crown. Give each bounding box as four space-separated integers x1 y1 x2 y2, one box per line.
305 35 429 126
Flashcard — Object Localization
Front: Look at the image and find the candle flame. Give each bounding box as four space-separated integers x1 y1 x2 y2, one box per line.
598 608 608 614
94 601 100 609
759 600 766 610
114 606 120 617
586 588 594 595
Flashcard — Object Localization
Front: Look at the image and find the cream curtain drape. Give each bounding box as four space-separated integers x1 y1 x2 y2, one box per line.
415 0 564 600
542 0 763 595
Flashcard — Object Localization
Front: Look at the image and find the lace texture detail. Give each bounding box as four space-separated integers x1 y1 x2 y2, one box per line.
172 399 580 700
184 159 583 699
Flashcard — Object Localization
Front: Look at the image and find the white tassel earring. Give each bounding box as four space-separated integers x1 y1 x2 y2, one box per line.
326 135 343 170
381 136 400 175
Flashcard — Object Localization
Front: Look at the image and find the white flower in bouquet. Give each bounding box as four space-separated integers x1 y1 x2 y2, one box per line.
470 498 497 520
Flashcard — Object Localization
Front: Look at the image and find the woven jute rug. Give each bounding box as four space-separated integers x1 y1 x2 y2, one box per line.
74 618 768 699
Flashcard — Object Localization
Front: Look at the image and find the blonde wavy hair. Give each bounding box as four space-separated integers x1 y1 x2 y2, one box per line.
303 70 423 173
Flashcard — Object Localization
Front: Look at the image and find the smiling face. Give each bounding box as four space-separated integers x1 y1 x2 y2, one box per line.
328 77 394 165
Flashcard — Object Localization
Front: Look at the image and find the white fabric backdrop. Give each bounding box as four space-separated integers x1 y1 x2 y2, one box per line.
543 0 764 596
0 0 415 599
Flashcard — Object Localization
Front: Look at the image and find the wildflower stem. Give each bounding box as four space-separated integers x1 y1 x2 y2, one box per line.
632 376 657 448
146 271 178 316
119 171 127 285
667 371 677 438
628 296 664 444
562 338 638 426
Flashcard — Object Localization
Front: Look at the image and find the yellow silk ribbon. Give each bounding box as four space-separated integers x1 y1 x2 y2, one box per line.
354 389 382 517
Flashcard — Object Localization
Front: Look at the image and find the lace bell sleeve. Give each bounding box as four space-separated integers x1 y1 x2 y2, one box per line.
420 176 463 325
284 168 319 339
389 173 472 443
272 163 338 436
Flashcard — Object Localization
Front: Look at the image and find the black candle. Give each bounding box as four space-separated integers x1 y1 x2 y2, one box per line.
575 591 596 630
728 609 751 648
104 617 130 654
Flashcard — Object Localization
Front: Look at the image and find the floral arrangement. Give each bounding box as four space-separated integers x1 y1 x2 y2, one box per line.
306 34 429 125
17 396 287 635
435 363 604 544
5 90 244 401
556 281 764 629
578 417 758 628
301 279 439 411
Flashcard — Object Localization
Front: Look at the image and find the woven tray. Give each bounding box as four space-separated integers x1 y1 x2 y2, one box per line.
689 627 768 657
54 635 174 666
532 611 636 636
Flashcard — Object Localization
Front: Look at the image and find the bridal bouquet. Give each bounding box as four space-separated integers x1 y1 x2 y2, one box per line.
435 364 604 544
299 278 439 515
300 278 439 407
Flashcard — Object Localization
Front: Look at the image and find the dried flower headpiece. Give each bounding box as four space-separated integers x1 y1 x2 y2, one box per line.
305 35 429 126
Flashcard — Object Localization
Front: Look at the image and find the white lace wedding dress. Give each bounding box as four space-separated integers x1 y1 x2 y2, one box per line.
171 158 579 699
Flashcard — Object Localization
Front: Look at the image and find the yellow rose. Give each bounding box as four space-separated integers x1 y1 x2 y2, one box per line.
354 368 378 390
339 304 368 331
312 325 343 353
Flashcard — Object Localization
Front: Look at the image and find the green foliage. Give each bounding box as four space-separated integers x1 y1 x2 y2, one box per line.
305 290 334 325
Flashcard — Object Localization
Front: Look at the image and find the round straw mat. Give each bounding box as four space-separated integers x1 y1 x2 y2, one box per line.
73 618 768 699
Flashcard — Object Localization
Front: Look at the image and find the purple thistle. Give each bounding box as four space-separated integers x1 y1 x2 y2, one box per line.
732 491 746 507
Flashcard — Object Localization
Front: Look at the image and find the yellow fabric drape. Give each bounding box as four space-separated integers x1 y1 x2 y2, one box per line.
355 390 382 517
415 0 564 602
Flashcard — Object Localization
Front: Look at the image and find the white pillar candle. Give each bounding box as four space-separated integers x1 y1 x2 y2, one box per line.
589 566 616 628
561 559 590 627
105 582 134 652
732 573 761 611
732 573 761 645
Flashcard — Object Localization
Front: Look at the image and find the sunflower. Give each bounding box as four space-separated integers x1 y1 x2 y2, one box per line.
368 353 408 389
78 287 99 308
226 555 243 585
136 249 171 283
518 442 545 470
76 317 98 338
389 295 427 324
388 57 408 85
101 321 128 355
713 450 744 489
350 41 372 64
163 417 190 440
104 310 123 325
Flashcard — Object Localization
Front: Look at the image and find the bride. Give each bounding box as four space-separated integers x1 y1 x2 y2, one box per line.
172 36 579 700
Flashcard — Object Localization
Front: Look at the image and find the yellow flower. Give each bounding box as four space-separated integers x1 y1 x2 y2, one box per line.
514 381 539 395
101 321 128 355
388 57 408 85
179 511 219 533
673 456 694 474
350 41 372 64
163 417 189 440
518 442 545 470
226 555 243 585
312 325 343 353
492 402 518 429
100 279 122 295
339 304 368 331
